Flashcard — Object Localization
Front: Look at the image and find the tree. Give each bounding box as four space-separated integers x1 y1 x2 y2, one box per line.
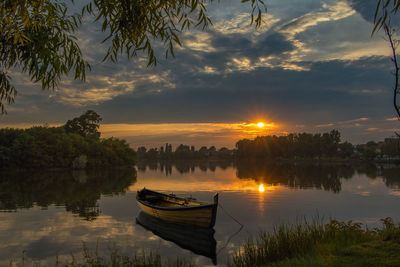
362 146 378 161
322 129 341 158
0 0 265 113
382 137 400 158
338 141 354 158
0 0 89 113
374 0 400 133
64 110 102 138
373 0 400 32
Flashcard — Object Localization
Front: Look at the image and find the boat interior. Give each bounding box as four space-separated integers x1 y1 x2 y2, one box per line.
139 190 207 208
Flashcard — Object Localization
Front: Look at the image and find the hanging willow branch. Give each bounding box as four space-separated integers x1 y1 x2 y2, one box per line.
374 0 400 136
0 0 267 114
383 23 400 136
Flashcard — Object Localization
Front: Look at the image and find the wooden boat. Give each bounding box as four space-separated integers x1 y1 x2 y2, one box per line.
136 188 218 228
136 211 217 265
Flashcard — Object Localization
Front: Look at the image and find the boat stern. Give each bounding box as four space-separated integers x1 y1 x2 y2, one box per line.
209 193 219 228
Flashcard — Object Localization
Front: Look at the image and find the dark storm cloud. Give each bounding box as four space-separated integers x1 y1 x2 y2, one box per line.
210 34 252 52
95 56 393 126
347 0 377 22
165 30 295 78
208 31 294 57
348 0 400 25
1 49 394 128
257 33 295 55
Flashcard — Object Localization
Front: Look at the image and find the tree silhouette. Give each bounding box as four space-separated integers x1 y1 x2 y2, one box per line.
64 110 102 139
0 0 265 112
374 0 400 132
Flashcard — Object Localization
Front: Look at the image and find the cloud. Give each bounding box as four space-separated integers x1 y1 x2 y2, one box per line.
316 123 334 128
278 1 390 62
278 1 355 61
2 56 394 129
213 13 280 35
386 117 399 121
313 117 370 129
280 1 355 35
182 32 216 53
54 71 176 106
347 0 400 26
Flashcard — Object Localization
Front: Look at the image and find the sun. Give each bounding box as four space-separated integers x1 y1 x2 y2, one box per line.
259 184 265 192
257 122 264 128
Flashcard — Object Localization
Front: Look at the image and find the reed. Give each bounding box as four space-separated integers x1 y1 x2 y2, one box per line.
10 244 195 267
229 217 400 267
64 245 195 267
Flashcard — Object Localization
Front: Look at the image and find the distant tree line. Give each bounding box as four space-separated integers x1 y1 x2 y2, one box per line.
236 130 400 162
137 130 400 162
0 111 136 169
137 143 235 161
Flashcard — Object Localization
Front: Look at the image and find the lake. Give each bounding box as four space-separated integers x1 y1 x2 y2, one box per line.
1 161 400 266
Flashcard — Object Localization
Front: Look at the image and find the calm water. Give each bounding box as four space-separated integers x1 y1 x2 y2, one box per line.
1 162 400 266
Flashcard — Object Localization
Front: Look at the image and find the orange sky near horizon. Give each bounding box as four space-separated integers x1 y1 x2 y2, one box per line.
99 121 280 149
0 121 281 149
3 117 398 149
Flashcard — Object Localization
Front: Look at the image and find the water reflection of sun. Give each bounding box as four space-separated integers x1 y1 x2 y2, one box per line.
130 167 283 193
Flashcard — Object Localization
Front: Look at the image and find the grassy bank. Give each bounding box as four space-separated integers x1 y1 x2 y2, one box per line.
229 218 400 267
10 218 400 266
11 246 195 267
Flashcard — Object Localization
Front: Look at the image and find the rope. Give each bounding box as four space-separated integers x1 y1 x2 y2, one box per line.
218 203 243 227
216 202 244 255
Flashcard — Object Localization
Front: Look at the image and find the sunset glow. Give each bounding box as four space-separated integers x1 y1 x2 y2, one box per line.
259 184 265 192
0 121 279 149
99 122 278 148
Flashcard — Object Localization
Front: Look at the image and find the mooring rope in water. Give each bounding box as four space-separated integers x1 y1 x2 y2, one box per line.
218 203 243 227
216 202 244 255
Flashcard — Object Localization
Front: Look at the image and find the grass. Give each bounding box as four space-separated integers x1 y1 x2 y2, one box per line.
10 218 400 266
64 245 195 267
229 217 400 267
10 245 195 267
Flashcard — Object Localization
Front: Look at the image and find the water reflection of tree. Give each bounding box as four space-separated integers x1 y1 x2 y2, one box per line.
236 161 400 193
0 168 137 220
379 166 400 190
137 160 233 175
136 160 400 193
356 163 400 189
236 161 355 193
356 163 379 179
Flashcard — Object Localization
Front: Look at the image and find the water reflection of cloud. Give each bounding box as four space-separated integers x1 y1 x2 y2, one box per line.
3 206 207 265
389 191 400 197
0 207 142 266
342 174 395 196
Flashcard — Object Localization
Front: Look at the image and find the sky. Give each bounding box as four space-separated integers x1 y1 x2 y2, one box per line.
1 0 400 149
